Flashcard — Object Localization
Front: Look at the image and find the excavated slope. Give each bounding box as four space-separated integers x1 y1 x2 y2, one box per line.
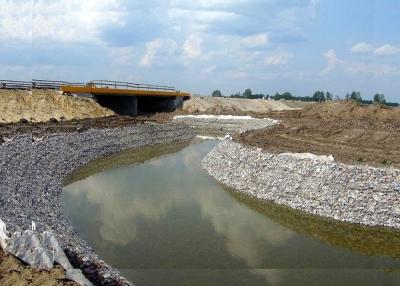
0 90 114 123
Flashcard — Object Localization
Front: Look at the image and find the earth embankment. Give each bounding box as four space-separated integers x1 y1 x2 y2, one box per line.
0 89 114 123
0 121 194 285
183 96 312 114
236 101 400 168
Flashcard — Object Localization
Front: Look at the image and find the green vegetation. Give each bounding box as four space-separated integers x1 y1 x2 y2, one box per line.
210 88 399 106
211 90 222 97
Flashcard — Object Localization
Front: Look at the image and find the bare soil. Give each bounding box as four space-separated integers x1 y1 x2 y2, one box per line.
0 89 114 123
0 250 77 286
183 96 312 114
236 101 400 168
0 113 175 140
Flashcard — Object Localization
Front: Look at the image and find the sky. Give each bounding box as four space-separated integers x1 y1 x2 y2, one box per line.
0 0 399 101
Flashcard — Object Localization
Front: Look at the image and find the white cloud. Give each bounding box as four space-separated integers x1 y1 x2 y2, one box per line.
182 35 203 63
344 61 400 77
32 0 125 43
322 49 400 77
218 32 269 49
350 42 400 56
168 8 239 24
0 0 32 41
201 65 216 73
373 44 400 56
109 46 136 66
322 49 341 74
239 33 269 48
350 42 373 53
265 52 292 65
139 38 178 67
170 0 244 9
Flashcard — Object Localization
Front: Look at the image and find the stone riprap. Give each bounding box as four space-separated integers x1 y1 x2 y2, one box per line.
0 122 194 285
202 140 400 230
173 115 279 134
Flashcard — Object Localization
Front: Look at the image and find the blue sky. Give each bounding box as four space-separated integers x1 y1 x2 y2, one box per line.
0 0 399 101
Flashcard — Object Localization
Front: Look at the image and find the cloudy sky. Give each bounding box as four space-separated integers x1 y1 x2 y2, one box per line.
1 0 399 101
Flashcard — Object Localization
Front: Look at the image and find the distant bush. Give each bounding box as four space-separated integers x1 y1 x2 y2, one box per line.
211 88 399 106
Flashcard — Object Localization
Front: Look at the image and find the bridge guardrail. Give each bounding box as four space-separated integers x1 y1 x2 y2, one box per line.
1 79 178 93
0 80 32 90
32 79 85 90
88 80 176 92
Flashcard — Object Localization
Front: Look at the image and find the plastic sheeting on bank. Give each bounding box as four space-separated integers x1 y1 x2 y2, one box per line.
0 219 92 286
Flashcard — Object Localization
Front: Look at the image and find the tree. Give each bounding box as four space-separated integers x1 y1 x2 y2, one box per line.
373 93 386 104
272 92 294 100
312 91 326 102
211 90 222 97
243 89 253 99
230 92 242 98
326 91 333 101
349 91 362 102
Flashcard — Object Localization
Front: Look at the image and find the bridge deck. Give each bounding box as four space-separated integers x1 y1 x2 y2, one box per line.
61 86 190 97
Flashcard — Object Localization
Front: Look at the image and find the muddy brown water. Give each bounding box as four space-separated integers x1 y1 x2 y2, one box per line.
62 139 400 286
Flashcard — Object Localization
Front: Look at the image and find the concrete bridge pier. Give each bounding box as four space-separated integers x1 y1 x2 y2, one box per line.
95 95 138 116
137 96 184 113
94 95 185 116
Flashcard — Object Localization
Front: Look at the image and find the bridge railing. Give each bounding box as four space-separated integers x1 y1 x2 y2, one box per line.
32 79 85 90
1 79 177 92
88 80 176 92
0 80 32 90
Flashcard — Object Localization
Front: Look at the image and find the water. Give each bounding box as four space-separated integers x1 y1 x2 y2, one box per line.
62 140 400 286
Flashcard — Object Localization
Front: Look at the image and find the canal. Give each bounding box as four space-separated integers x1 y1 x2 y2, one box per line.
62 139 400 286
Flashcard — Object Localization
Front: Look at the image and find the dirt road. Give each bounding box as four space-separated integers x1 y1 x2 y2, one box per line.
236 101 400 168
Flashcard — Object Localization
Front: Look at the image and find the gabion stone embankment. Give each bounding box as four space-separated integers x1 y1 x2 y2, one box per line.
173 115 279 134
0 122 194 285
202 140 400 230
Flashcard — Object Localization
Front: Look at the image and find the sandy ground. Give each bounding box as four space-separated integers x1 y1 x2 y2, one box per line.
0 90 114 123
236 101 400 168
183 96 312 114
0 250 77 286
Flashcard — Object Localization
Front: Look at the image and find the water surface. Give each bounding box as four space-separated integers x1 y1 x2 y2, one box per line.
63 140 400 286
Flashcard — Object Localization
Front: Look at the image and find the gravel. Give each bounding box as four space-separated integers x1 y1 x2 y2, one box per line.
202 140 400 230
173 115 279 134
0 122 194 285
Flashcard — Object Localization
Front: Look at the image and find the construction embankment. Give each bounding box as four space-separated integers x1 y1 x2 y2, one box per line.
0 122 194 285
200 101 400 230
202 140 400 230
182 96 311 114
0 91 310 124
0 89 114 123
1 95 399 285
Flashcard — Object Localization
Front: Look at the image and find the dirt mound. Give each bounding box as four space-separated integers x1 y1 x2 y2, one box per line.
236 101 400 168
183 96 312 114
0 90 114 123
298 101 400 124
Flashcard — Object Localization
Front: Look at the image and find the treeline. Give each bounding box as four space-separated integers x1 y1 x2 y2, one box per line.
211 89 399 107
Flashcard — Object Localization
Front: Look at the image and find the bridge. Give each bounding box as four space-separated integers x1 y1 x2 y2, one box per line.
0 79 190 116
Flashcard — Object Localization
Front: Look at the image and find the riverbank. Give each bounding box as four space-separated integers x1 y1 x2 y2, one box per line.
0 122 194 285
173 115 279 134
202 140 400 230
237 101 400 168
